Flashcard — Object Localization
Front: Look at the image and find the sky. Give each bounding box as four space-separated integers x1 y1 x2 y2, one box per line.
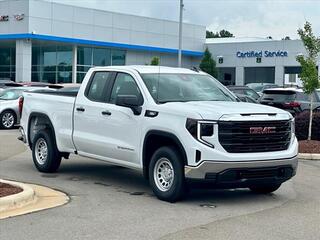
48 0 320 40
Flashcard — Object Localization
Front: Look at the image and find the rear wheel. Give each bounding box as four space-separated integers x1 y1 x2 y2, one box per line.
32 129 62 173
0 110 16 129
249 183 281 194
149 146 186 202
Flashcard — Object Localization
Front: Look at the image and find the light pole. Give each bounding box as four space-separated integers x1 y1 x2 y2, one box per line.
178 0 184 67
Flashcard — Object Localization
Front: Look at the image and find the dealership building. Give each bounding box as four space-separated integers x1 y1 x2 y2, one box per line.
0 0 319 86
206 38 320 86
0 0 205 83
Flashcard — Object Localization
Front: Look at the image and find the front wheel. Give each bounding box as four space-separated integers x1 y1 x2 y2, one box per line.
249 183 281 194
149 146 186 202
32 129 62 173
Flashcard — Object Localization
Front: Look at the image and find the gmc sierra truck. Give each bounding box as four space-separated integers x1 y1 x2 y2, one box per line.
19 66 298 202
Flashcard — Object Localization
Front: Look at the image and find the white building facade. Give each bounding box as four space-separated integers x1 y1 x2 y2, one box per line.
206 38 320 86
0 0 205 83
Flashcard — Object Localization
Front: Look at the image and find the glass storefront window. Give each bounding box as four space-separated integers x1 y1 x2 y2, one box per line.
0 45 15 81
77 47 92 66
93 48 111 66
112 50 126 66
32 44 72 83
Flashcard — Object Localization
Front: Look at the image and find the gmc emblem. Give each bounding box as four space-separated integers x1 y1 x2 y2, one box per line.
250 127 276 134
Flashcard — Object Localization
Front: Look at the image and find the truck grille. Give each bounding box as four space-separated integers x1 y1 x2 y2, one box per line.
218 120 291 153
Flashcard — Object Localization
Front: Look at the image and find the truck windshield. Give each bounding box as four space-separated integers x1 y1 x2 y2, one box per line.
140 73 236 103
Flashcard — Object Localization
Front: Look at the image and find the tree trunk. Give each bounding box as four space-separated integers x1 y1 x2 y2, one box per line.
308 93 314 141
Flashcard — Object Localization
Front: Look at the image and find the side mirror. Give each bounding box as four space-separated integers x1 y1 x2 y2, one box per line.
116 95 142 115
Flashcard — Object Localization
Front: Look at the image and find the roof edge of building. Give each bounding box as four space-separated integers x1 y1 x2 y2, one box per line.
0 33 203 57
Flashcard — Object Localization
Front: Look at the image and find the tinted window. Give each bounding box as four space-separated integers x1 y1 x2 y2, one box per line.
86 72 110 102
261 91 296 102
110 73 142 104
296 92 310 101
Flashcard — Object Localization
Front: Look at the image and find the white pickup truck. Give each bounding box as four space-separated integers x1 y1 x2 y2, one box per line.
20 66 298 202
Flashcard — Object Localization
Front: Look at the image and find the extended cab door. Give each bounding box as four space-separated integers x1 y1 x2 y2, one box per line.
73 71 115 158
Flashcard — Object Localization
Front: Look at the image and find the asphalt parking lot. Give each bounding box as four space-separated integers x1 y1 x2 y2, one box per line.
0 129 319 240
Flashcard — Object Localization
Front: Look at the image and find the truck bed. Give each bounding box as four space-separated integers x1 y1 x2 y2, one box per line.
22 91 76 153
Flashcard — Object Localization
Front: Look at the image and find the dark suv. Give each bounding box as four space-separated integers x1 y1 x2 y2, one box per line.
260 88 320 116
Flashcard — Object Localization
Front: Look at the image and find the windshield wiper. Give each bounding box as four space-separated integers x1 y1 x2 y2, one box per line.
158 100 190 104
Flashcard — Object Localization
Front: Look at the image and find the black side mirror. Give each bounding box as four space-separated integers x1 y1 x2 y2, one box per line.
116 95 143 115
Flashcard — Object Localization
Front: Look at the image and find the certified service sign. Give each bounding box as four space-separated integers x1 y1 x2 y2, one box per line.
237 50 288 58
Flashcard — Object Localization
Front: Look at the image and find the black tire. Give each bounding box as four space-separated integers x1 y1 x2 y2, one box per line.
149 146 186 203
0 110 16 129
249 183 281 194
32 129 62 173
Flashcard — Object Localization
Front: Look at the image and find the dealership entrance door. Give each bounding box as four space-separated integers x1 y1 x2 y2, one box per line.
244 67 275 84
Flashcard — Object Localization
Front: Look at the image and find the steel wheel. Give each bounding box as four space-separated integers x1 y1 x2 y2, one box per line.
154 157 175 192
35 138 48 165
2 112 15 129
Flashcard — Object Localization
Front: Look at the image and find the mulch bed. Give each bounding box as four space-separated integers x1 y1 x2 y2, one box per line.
0 182 23 198
299 140 320 154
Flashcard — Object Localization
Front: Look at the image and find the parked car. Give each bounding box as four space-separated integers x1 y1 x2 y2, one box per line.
235 93 259 103
227 85 260 101
246 83 279 96
0 87 54 129
260 88 320 116
0 80 22 94
20 66 298 202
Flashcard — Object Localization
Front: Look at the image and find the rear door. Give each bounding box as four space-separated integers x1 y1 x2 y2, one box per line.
73 71 115 157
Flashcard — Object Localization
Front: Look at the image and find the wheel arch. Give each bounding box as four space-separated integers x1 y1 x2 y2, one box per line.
27 112 57 150
142 130 187 179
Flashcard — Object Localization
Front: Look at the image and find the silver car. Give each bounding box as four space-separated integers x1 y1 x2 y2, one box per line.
0 87 51 129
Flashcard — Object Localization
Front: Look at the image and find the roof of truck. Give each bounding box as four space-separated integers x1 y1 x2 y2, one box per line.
92 65 205 74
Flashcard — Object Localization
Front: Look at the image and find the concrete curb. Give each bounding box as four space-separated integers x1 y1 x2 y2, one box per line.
298 153 320 160
0 179 36 212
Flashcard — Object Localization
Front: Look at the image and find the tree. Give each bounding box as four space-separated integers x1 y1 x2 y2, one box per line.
199 48 218 78
150 56 160 66
282 36 291 40
206 29 234 38
296 21 320 141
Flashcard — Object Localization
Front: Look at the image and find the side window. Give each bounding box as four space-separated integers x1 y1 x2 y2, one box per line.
296 92 309 101
86 71 110 102
110 73 143 104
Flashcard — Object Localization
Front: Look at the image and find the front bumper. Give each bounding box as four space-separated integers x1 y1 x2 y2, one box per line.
185 156 298 187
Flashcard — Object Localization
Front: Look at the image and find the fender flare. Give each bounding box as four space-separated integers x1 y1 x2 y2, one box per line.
142 130 188 178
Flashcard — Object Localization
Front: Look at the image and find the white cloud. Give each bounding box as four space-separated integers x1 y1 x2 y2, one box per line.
49 0 320 39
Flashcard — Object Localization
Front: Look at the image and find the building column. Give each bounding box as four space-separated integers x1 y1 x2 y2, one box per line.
235 66 244 85
275 66 284 86
15 39 32 82
72 45 77 83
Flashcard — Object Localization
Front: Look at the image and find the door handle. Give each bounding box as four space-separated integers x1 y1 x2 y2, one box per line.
101 110 112 116
76 107 85 112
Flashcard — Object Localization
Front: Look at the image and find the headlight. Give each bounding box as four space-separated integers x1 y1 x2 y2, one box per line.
290 118 295 135
186 118 215 147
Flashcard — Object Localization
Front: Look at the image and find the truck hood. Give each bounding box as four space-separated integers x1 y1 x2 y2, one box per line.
162 101 291 120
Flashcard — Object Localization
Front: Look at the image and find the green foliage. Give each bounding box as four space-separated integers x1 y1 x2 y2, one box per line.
206 30 234 38
150 56 160 66
199 48 218 78
296 21 320 94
